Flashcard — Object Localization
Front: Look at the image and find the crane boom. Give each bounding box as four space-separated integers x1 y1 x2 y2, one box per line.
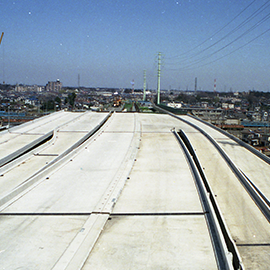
0 32 4 45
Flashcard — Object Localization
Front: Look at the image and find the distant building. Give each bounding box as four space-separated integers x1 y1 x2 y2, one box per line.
15 84 44 92
46 79 62 92
167 102 182 109
222 103 234 109
15 84 25 92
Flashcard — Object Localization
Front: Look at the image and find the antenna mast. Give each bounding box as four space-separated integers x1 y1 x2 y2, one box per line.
143 70 146 101
0 32 4 45
0 32 4 84
157 52 161 104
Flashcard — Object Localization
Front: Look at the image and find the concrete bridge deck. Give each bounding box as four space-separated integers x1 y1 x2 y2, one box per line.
0 111 269 269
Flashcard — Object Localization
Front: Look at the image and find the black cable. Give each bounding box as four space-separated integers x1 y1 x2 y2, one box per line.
177 12 270 69
177 1 270 62
166 0 258 60
165 27 270 71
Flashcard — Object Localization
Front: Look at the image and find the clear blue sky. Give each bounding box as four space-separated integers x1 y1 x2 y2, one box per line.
0 0 269 91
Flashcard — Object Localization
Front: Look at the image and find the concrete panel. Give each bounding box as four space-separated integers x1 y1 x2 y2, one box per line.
216 137 270 200
83 215 218 270
59 112 108 132
181 115 270 202
0 112 110 205
0 134 42 159
237 246 270 270
185 131 270 243
25 113 82 134
39 132 85 155
0 155 53 199
0 112 86 161
113 133 203 213
3 112 268 269
103 113 136 132
3 132 135 213
0 132 19 144
138 114 180 133
12 111 80 134
180 115 228 140
0 215 87 270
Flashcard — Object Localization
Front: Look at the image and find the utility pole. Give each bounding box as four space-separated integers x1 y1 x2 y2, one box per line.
0 32 4 84
157 52 161 104
143 70 146 101
195 77 197 95
0 32 3 45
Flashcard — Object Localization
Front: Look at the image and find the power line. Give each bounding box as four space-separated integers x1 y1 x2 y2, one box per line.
166 27 270 72
191 27 270 70
176 11 270 69
165 1 270 70
166 0 258 60
179 14 270 69
178 1 270 63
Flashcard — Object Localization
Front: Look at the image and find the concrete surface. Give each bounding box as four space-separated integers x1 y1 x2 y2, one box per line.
0 112 268 269
83 215 217 270
181 115 270 202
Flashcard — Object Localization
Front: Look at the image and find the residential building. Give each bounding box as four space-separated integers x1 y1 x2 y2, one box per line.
46 79 62 92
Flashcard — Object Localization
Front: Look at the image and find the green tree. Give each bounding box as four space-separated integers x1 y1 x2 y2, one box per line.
55 96 61 109
41 100 55 111
68 92 76 108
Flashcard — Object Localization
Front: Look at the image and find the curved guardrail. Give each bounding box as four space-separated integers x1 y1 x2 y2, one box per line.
155 104 270 223
187 114 270 165
0 130 54 168
154 103 270 164
175 129 243 270
173 129 235 270
0 111 113 209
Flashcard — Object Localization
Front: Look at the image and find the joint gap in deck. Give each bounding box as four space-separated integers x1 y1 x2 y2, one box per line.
236 243 270 247
110 212 206 216
0 212 92 216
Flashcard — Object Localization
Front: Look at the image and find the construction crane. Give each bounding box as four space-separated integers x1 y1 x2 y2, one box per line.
0 32 3 45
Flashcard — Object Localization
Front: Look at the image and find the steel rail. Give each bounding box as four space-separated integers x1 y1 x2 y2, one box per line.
154 105 270 223
187 113 270 165
154 103 270 165
0 112 113 209
173 129 235 270
0 130 54 168
176 129 244 270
